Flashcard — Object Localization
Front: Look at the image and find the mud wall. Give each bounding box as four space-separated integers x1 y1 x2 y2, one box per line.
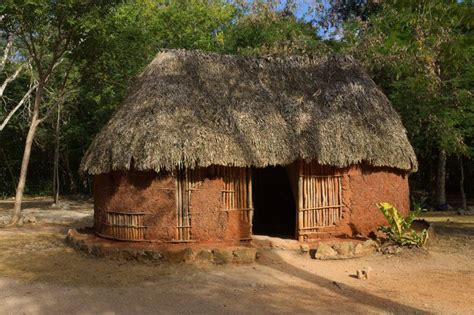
93 170 251 243
344 165 410 236
93 164 410 242
301 163 410 239
93 171 176 241
187 175 251 242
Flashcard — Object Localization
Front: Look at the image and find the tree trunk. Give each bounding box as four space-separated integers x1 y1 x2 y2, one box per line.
53 103 60 204
435 149 447 207
459 156 467 211
63 152 77 194
9 81 44 224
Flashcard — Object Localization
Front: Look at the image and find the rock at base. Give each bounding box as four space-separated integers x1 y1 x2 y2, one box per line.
212 248 234 264
233 248 257 264
315 243 338 259
333 242 355 257
355 240 378 256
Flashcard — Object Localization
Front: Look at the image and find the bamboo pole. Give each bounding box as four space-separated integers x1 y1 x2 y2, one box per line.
308 172 311 230
333 178 337 221
328 177 333 224
186 172 191 240
310 173 314 230
297 161 303 241
316 176 320 225
304 171 308 231
179 169 182 241
176 167 181 241
338 177 343 220
312 167 316 229
308 168 311 230
248 168 253 231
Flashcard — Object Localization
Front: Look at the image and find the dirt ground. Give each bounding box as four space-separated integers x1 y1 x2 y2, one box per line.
0 198 473 314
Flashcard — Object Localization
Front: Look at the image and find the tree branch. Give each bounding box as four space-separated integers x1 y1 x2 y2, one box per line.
39 59 74 124
0 33 15 74
44 56 66 84
0 81 37 132
22 31 43 77
0 62 26 97
44 31 71 79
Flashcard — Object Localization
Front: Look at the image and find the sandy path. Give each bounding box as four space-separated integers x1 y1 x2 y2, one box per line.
0 198 473 314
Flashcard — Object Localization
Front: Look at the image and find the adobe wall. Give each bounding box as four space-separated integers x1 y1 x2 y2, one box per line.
93 170 251 243
93 165 410 243
93 171 176 241
187 175 252 242
302 164 410 239
344 165 410 236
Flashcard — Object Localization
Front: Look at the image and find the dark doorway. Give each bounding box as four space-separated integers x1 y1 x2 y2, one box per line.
252 166 296 238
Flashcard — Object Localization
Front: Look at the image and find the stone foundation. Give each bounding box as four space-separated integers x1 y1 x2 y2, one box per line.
66 228 257 264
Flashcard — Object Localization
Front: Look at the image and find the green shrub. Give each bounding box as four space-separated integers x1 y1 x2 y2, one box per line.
377 202 428 247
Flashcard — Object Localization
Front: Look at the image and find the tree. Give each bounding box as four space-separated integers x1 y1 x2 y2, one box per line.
2 0 115 224
0 24 37 132
224 3 325 56
341 0 473 206
0 0 340 202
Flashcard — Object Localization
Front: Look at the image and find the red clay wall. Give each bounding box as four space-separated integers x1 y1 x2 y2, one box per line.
301 163 410 239
94 171 176 241
343 165 410 236
93 164 410 242
189 177 251 241
93 170 251 243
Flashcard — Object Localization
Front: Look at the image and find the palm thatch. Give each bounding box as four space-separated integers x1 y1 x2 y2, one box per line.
81 49 417 175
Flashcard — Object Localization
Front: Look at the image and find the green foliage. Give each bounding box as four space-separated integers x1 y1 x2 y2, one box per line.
1 0 324 196
150 0 237 51
344 0 473 155
0 0 118 196
377 202 428 247
224 6 324 56
1 0 471 202
342 0 473 196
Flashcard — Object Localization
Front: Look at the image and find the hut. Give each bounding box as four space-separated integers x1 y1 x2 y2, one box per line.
80 49 417 243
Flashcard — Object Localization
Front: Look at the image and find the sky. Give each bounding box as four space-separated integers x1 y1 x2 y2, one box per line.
269 0 336 38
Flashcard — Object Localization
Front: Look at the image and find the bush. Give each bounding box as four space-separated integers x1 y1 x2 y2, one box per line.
377 202 428 247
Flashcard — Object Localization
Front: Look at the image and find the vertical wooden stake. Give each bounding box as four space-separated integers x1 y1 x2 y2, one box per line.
297 161 303 241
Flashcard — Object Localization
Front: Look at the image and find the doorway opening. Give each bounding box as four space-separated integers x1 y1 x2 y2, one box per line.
252 166 296 238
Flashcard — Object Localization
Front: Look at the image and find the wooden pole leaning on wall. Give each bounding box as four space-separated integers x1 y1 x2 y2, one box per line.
175 167 181 241
297 161 304 241
338 177 343 220
186 169 191 240
248 167 253 230
241 168 246 221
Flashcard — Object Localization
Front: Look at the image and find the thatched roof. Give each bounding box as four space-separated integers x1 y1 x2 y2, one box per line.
81 49 417 175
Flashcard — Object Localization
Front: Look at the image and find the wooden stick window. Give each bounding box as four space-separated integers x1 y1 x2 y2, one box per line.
298 162 343 233
100 211 147 241
221 167 253 223
175 167 192 241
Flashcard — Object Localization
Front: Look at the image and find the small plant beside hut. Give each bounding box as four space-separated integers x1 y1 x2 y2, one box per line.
377 202 428 247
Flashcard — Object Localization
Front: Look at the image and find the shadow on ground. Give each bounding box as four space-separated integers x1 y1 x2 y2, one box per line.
0 229 434 314
0 208 473 314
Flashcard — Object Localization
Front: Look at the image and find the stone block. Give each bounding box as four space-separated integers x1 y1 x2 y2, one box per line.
334 242 355 256
315 243 337 259
212 248 233 264
232 248 257 263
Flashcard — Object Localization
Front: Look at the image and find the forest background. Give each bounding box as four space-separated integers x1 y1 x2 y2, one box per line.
0 0 472 221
